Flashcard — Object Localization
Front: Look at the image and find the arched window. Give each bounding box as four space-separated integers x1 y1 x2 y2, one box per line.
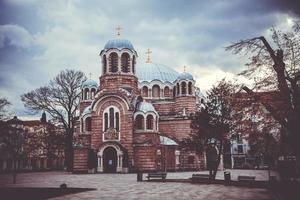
103 55 107 74
121 53 130 73
84 88 89 100
173 86 176 98
176 83 180 95
81 89 84 100
85 117 92 132
104 113 108 131
91 88 96 99
181 82 187 95
109 107 114 128
115 112 120 131
135 114 144 130
142 86 148 97
188 82 193 95
164 86 170 98
103 106 120 131
146 115 154 130
81 118 84 132
152 85 160 98
109 52 118 73
132 55 136 74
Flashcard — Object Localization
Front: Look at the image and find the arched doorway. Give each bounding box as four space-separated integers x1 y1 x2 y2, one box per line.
103 147 118 173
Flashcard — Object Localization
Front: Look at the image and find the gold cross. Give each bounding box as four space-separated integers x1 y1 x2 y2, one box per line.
146 48 152 63
89 73 92 79
183 66 186 72
116 25 122 37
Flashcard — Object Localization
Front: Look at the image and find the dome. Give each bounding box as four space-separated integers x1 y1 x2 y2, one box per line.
104 38 134 51
136 101 157 113
136 63 179 83
82 79 98 88
176 72 194 81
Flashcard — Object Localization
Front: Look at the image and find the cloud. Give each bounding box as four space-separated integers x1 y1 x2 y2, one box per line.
0 24 33 48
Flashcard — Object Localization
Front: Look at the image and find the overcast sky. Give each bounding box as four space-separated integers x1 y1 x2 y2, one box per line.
0 0 299 116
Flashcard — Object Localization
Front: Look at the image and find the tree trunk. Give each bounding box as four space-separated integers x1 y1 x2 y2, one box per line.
65 128 74 171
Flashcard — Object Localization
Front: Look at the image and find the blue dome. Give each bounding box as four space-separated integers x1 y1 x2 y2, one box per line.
104 38 134 50
176 72 194 81
137 101 157 113
82 79 98 88
136 63 179 83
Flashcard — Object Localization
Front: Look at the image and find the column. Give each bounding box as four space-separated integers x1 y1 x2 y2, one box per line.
97 156 103 172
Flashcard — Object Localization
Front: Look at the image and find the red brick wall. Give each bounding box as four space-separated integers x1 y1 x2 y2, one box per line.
152 101 175 116
133 146 157 171
80 101 92 113
159 118 192 141
100 74 138 95
73 148 89 173
175 96 196 114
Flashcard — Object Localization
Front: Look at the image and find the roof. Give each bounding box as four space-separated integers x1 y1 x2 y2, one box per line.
160 136 178 146
82 79 98 88
104 38 135 51
176 72 194 81
136 101 157 113
136 62 179 83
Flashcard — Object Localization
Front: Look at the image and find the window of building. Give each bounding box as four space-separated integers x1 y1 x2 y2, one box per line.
188 82 192 95
188 156 194 164
121 53 130 73
103 55 107 74
135 114 144 130
142 86 148 97
109 52 118 73
91 88 96 99
103 106 120 131
181 82 187 95
146 114 154 130
132 55 136 74
164 86 170 98
176 83 180 95
85 117 92 132
152 85 160 98
84 88 89 100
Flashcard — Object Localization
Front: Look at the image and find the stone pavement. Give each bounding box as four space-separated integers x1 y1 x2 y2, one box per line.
0 170 276 200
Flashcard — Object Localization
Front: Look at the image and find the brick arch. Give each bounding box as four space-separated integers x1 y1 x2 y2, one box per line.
92 95 129 115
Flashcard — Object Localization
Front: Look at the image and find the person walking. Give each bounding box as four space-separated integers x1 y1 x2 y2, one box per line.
206 142 219 179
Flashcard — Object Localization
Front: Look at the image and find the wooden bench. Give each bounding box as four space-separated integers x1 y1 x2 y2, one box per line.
237 176 256 182
191 174 210 183
147 172 167 181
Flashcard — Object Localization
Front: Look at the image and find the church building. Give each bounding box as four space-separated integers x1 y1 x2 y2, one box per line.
73 32 204 173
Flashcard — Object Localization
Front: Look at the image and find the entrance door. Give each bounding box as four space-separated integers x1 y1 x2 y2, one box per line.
103 147 117 173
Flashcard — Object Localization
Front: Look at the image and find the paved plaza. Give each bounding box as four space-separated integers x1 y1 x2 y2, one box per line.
0 170 276 200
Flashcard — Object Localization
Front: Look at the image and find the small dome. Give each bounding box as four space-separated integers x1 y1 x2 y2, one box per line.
160 136 178 146
136 101 157 113
104 38 134 51
176 72 194 81
82 79 98 88
137 63 179 83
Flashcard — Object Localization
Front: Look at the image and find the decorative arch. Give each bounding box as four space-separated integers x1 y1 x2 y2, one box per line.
152 85 160 98
109 52 118 73
121 52 130 73
142 86 148 97
84 88 89 100
103 54 107 74
146 114 154 130
188 82 193 95
164 86 170 98
85 117 92 132
181 81 187 95
135 114 144 130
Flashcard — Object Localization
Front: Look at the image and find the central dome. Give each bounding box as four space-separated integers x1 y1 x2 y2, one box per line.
104 38 134 50
137 63 179 83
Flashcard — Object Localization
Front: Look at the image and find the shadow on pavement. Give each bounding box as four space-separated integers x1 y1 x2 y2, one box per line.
0 187 96 200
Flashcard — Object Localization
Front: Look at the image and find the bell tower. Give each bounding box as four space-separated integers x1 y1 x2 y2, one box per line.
99 27 138 95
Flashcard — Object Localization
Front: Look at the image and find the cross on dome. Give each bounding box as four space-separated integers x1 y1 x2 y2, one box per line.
146 48 152 63
89 73 92 79
116 25 122 37
183 65 186 72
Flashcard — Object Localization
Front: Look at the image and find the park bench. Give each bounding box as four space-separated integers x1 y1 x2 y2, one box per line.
146 172 167 181
191 174 210 183
237 176 256 182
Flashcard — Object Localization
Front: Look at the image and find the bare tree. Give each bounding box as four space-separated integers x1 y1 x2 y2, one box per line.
0 97 11 120
21 69 86 171
226 23 300 163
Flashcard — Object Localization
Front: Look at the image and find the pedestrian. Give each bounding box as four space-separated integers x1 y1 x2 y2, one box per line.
206 142 219 179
